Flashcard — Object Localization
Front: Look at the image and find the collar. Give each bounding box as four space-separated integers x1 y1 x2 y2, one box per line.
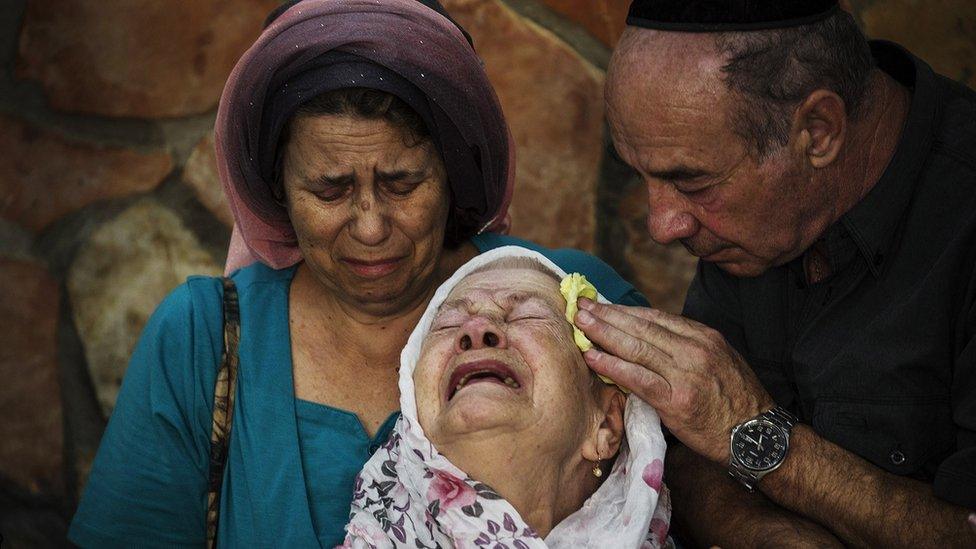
838 40 944 278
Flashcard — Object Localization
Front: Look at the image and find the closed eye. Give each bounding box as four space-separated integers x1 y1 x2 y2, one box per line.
677 185 718 203
508 316 549 323
650 168 710 182
307 174 354 202
680 186 711 197
315 186 351 201
378 168 427 197
430 313 464 332
383 179 423 197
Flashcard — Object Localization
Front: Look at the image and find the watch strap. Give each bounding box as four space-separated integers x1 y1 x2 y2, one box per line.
728 462 758 492
761 406 798 430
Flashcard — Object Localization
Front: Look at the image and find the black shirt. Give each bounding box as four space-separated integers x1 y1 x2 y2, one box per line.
683 41 976 510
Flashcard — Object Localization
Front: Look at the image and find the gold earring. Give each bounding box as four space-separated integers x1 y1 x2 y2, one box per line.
592 461 603 478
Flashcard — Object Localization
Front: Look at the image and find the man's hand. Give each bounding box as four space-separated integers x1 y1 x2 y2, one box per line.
575 298 774 463
575 299 976 547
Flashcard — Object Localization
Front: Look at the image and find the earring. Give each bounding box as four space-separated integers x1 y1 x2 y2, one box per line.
592 461 603 478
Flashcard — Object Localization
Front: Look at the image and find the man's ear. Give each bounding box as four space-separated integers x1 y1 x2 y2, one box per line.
791 89 847 169
581 387 627 462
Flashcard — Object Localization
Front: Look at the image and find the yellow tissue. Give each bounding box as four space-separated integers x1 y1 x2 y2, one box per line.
560 273 597 352
560 273 628 393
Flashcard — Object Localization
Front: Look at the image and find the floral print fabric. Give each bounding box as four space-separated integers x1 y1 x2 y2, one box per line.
341 246 672 548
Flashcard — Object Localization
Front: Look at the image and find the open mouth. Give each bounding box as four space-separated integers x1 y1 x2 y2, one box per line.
445 359 522 401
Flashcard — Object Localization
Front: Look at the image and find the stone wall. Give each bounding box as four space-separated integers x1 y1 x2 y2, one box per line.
0 0 972 545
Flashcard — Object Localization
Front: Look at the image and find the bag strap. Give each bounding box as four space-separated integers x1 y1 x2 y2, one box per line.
206 277 240 548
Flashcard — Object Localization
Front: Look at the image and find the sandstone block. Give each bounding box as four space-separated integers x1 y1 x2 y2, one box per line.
0 114 172 232
182 131 234 227
0 258 63 498
856 0 976 89
445 0 605 252
538 0 631 46
16 0 279 118
67 200 222 416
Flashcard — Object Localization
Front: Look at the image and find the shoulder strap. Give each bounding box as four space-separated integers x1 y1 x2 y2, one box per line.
206 277 240 548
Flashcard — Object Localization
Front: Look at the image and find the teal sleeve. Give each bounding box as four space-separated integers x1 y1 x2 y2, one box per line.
69 278 224 548
471 233 651 307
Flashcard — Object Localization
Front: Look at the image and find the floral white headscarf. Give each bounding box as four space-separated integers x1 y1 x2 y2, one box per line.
341 246 672 548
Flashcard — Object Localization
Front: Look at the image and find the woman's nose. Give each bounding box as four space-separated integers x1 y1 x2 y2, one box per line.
455 317 507 352
348 187 391 246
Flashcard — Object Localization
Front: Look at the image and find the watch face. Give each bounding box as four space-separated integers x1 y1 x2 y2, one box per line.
732 419 788 471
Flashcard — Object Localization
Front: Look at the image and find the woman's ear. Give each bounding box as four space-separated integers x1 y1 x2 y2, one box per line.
581 387 626 462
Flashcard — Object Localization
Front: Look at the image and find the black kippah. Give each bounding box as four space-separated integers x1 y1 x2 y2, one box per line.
627 0 840 32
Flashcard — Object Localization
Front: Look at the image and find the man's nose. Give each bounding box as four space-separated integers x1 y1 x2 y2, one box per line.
348 185 391 246
455 317 507 352
646 180 700 245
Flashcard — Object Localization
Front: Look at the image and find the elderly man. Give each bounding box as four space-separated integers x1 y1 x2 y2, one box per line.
577 0 976 546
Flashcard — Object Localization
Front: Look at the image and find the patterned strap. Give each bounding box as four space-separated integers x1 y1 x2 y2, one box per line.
206 277 240 548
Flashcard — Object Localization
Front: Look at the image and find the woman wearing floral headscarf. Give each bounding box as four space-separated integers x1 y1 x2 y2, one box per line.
69 1 648 547
343 247 671 548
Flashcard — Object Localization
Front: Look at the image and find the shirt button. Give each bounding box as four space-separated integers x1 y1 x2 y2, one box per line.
889 450 906 465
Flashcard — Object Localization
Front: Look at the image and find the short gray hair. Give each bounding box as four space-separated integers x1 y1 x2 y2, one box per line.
715 10 875 158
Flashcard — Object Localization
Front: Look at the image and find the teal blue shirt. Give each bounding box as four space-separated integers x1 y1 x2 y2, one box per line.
69 235 648 548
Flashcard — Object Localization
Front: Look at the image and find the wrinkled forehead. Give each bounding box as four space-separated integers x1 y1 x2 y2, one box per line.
607 29 728 118
439 267 564 315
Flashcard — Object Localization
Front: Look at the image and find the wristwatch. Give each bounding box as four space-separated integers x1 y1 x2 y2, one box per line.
728 406 798 491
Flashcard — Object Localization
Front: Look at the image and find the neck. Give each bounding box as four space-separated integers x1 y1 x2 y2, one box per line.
815 69 911 233
293 264 427 367
438 434 599 538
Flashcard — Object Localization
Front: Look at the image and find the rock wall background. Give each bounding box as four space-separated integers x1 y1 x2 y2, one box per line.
0 0 972 545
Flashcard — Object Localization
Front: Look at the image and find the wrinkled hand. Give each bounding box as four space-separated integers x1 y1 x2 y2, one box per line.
575 298 774 464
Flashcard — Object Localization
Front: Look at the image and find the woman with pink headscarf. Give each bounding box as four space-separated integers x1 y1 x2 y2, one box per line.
69 1 648 547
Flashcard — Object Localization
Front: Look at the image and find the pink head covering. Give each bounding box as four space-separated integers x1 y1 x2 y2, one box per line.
216 0 515 273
